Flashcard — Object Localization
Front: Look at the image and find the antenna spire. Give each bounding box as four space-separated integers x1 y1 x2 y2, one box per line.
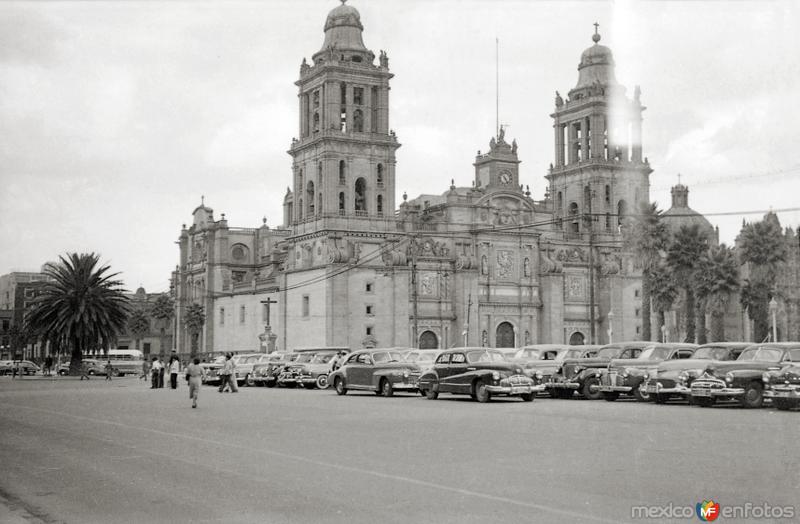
496 37 499 138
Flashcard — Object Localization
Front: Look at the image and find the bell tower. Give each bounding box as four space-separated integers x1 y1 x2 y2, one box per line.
546 25 651 236
285 0 400 232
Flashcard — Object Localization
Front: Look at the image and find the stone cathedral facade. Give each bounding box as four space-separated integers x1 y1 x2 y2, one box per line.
173 3 652 356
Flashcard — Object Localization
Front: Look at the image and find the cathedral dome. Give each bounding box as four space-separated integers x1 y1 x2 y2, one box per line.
317 0 367 56
572 28 618 93
663 184 717 243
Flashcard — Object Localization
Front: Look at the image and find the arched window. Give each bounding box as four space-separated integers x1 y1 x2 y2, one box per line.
568 202 579 216
617 199 628 228
419 331 438 349
353 109 364 132
569 332 585 345
376 195 383 216
496 322 515 348
338 192 345 215
307 181 315 214
339 160 346 185
376 164 384 187
354 177 367 213
605 185 611 205
569 202 580 233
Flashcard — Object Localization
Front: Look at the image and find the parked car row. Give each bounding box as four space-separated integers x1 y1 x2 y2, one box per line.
0 360 41 375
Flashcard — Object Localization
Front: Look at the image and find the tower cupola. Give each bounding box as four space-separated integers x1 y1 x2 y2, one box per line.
313 0 371 64
570 25 618 98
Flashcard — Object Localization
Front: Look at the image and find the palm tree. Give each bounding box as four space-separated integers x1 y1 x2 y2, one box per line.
666 224 709 342
650 262 678 341
737 214 786 341
127 309 150 351
151 294 175 358
25 253 130 375
695 244 739 342
624 202 669 341
184 303 206 358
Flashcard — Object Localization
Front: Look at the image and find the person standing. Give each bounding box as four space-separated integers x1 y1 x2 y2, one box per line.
140 359 150 381
105 359 113 381
229 355 239 393
44 355 53 376
185 357 204 408
169 356 180 389
218 353 233 393
158 357 166 388
150 357 161 389
80 360 90 381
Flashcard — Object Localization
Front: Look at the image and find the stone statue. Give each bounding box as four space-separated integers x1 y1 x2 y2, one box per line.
379 50 389 68
511 139 517 155
555 91 564 107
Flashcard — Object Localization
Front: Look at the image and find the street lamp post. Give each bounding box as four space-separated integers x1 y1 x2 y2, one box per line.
769 297 778 342
606 310 614 344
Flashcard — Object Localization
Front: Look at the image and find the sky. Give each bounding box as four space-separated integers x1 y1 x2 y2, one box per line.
1 0 799 293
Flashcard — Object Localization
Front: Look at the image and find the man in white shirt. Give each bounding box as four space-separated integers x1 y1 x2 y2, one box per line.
150 357 161 389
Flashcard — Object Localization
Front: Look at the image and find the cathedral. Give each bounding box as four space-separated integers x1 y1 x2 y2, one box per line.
173 2 653 355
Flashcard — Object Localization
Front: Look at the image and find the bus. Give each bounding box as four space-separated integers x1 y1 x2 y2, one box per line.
82 349 144 376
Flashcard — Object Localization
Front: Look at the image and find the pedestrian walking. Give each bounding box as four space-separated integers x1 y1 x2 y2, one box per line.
169 355 180 389
150 357 161 389
140 359 149 381
185 357 205 408
44 355 53 376
105 359 113 381
229 355 239 393
158 357 166 388
218 353 233 393
79 360 90 380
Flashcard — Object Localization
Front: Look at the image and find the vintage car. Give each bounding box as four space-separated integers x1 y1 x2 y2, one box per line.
763 362 800 411
297 349 349 389
231 353 273 387
418 348 541 403
546 342 646 399
1 359 41 375
597 343 698 402
643 342 751 404
252 352 294 386
512 345 591 385
690 343 800 408
277 351 320 388
329 348 421 397
56 359 106 376
403 349 441 374
201 355 227 386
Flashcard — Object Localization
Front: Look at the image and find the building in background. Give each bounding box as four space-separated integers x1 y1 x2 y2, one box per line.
173 3 649 355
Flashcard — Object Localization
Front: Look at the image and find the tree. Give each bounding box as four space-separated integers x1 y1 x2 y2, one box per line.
695 244 740 342
151 294 175 358
624 202 669 341
127 309 150 351
24 253 130 375
650 262 678 341
667 224 709 343
8 323 33 358
737 214 786 341
184 303 205 358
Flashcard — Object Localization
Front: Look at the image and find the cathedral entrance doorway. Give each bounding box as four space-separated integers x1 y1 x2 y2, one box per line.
419 330 438 349
495 322 515 348
569 331 585 345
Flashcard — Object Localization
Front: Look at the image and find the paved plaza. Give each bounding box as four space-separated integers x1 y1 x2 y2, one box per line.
0 376 797 524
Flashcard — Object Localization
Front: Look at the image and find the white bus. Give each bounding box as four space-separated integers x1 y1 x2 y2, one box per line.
83 349 144 376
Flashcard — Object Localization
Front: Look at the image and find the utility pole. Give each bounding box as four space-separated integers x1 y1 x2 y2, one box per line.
464 294 472 347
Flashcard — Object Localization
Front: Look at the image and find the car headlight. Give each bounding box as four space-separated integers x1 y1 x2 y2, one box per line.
762 372 771 384
535 370 543 380
725 372 734 384
403 370 409 378
621 369 629 378
492 371 500 381
643 372 650 381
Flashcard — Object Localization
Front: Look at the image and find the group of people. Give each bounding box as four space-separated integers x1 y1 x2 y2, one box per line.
217 353 238 393
144 355 181 389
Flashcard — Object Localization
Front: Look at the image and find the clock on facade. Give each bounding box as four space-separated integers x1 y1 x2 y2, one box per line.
499 172 512 185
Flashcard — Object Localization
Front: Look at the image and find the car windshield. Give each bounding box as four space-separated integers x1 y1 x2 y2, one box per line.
416 353 435 362
515 349 541 360
311 353 334 364
638 347 672 360
466 350 506 363
562 349 583 360
693 346 731 360
295 354 315 363
373 351 403 363
597 347 622 358
738 347 783 362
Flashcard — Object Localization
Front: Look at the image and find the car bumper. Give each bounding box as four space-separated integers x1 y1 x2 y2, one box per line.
765 386 800 398
546 381 580 390
644 382 690 396
598 385 632 393
486 384 544 395
690 387 744 398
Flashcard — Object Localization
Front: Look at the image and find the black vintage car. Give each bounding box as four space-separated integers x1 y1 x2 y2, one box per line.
763 362 800 411
418 348 540 403
546 342 646 399
690 343 800 408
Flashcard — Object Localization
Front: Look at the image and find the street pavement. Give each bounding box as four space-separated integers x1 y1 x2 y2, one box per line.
0 376 797 524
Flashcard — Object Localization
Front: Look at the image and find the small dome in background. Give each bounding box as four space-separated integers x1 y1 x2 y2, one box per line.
663 183 718 244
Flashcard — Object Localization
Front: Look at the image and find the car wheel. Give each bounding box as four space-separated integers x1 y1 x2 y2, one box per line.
694 397 715 408
773 398 798 411
245 374 254 387
602 392 619 402
474 380 491 403
334 377 347 396
265 379 276 388
653 394 670 404
632 383 650 402
424 387 438 400
380 379 393 397
741 382 764 409
315 374 328 389
520 393 534 402
581 377 603 400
